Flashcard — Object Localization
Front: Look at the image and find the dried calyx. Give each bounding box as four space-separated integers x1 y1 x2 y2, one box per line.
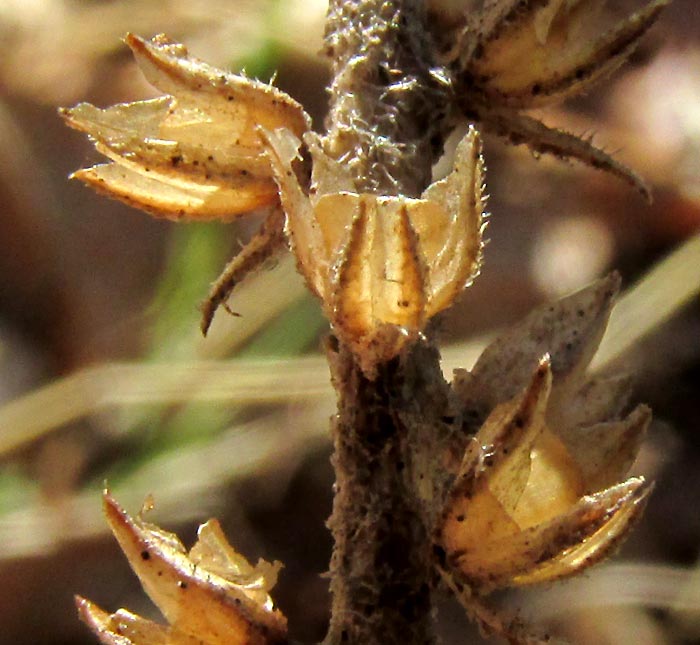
60 34 309 221
264 126 486 375
61 3 665 640
76 492 286 645
430 274 651 641
83 276 652 644
60 0 668 371
60 33 487 374
431 0 669 200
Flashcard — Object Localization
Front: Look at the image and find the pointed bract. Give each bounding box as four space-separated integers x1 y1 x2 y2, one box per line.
60 34 311 220
560 372 633 429
511 480 651 586
76 597 200 645
265 128 486 376
440 360 553 563
464 273 620 410
200 209 286 335
419 127 487 316
125 34 309 138
447 0 666 196
81 492 288 645
470 0 668 108
447 479 648 593
438 278 653 623
475 106 651 200
559 404 651 493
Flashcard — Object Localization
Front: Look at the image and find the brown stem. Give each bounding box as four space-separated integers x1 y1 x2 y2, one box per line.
323 332 460 645
322 0 451 196
320 3 456 643
325 343 432 645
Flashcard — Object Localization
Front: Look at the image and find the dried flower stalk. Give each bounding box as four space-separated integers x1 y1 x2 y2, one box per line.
61 1 668 643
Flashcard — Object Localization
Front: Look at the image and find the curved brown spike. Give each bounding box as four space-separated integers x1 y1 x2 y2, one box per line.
475 105 651 201
200 209 286 335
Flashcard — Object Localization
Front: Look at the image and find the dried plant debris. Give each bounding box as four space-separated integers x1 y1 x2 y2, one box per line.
60 8 665 372
264 126 486 375
59 5 666 641
77 492 287 645
433 0 669 198
433 276 652 641
60 34 310 221
61 34 486 365
61 33 312 332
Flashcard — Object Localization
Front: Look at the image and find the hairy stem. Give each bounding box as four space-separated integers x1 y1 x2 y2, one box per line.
325 342 434 645
321 2 454 643
325 340 455 645
323 0 451 196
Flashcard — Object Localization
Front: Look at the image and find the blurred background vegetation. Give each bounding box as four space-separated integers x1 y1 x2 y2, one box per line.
0 1 699 643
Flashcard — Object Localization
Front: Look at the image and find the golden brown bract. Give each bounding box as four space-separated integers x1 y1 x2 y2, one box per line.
434 0 669 199
61 20 663 642
61 34 487 369
60 33 310 220
264 126 486 376
76 492 287 645
432 276 652 641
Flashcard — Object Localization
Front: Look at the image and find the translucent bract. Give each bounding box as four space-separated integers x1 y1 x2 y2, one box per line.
76 493 287 645
61 34 310 220
265 127 486 375
432 276 651 639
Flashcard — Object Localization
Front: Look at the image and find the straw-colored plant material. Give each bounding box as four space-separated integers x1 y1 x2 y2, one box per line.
76 492 287 645
61 34 310 221
433 0 670 198
434 275 652 641
265 126 486 375
0 355 330 457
